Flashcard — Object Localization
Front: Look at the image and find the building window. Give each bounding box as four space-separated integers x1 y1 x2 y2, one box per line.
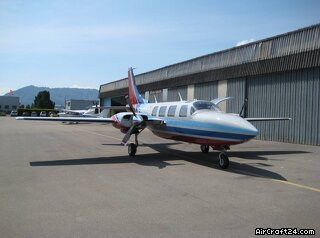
179 105 188 117
5 105 9 110
159 106 167 117
152 106 158 116
12 106 17 110
168 105 177 117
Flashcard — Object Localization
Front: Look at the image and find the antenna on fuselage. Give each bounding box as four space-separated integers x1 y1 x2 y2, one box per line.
178 92 183 101
239 98 248 118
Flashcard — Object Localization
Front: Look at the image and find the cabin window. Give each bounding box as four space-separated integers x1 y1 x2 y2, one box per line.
179 105 188 117
159 106 167 117
167 105 177 117
152 106 158 116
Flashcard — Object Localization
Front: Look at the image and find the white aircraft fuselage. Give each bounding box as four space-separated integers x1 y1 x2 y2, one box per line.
111 99 258 148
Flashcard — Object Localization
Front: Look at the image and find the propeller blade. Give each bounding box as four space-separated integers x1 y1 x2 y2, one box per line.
121 125 135 145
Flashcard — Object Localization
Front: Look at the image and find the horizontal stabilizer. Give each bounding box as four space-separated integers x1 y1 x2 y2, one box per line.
245 117 292 121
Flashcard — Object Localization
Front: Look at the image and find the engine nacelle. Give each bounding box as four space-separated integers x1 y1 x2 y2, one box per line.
111 112 147 134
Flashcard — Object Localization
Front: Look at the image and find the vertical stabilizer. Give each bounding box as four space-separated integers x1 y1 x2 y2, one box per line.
128 67 145 105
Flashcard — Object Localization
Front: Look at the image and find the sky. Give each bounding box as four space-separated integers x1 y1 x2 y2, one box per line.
1 0 320 95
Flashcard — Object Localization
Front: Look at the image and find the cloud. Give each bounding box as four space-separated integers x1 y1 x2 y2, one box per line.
235 38 255 46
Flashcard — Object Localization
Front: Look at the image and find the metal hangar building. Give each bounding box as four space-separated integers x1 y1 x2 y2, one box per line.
99 24 320 146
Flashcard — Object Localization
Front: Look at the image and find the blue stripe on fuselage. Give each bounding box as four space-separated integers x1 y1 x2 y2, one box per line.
147 117 255 140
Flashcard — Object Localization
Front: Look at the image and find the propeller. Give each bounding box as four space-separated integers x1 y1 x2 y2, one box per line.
121 95 145 145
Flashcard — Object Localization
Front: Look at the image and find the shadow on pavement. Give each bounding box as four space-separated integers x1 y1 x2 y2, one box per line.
30 142 309 181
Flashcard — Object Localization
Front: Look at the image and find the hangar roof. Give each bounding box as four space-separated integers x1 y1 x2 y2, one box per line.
100 23 320 98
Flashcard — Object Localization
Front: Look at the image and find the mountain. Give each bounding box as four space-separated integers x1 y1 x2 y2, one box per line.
5 85 99 106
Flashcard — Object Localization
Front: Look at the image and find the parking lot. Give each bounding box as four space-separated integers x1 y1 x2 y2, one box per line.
0 116 319 238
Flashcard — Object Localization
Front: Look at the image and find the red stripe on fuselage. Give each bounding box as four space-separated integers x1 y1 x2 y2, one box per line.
151 130 243 146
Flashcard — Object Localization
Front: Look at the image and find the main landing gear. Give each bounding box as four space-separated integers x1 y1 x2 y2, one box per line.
127 134 139 156
200 145 230 169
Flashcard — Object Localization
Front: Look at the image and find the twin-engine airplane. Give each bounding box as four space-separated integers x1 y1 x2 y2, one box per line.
17 68 291 169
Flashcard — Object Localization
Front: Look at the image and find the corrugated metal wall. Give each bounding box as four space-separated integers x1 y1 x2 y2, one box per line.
247 67 320 145
101 24 320 93
167 86 188 102
226 78 246 113
194 81 218 100
148 90 163 103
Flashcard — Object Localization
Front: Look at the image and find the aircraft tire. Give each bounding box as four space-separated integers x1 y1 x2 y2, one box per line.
200 145 209 153
128 143 137 156
218 152 229 169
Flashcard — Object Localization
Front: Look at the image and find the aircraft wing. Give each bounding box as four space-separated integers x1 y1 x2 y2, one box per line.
245 117 292 121
16 116 114 123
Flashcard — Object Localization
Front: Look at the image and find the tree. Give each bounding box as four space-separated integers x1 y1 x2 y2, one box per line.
33 91 55 109
19 104 25 109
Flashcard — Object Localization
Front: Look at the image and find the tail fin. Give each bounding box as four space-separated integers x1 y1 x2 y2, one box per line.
128 67 145 105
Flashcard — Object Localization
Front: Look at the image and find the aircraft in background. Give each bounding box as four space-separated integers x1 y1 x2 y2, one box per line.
58 106 101 118
17 68 291 169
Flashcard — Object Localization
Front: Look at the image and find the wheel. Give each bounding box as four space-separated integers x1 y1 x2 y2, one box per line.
200 145 209 153
218 152 229 169
128 143 137 156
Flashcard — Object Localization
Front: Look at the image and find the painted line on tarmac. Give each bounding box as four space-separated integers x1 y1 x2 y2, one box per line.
70 126 123 142
271 179 320 193
71 126 320 193
230 168 320 193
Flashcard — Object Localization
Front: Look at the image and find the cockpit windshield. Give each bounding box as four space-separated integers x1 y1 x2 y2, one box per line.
192 100 221 113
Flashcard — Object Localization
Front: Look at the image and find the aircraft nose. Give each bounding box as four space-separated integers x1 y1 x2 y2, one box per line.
238 117 258 138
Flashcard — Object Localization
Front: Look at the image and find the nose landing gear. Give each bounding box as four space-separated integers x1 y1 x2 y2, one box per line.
218 152 229 169
200 145 230 169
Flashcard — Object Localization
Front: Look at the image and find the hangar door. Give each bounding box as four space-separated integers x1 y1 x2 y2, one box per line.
194 81 218 100
149 90 163 103
167 86 188 102
226 78 246 114
247 67 320 145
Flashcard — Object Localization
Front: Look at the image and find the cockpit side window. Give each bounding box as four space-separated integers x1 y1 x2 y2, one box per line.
190 106 195 115
152 106 158 116
179 105 188 117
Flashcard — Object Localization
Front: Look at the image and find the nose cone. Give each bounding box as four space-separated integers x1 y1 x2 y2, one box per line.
193 111 258 140
237 117 258 138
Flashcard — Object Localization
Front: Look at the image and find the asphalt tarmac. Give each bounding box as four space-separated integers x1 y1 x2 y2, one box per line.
0 116 319 238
